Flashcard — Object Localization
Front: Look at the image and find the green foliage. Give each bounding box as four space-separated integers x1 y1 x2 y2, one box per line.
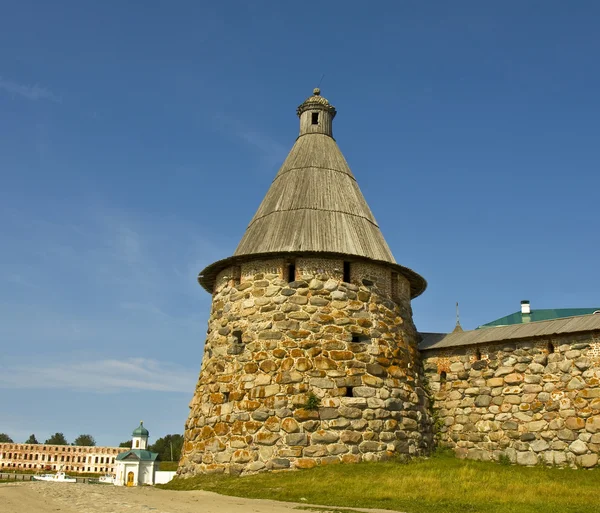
305 392 321 411
25 434 38 444
45 432 68 445
0 433 13 443
73 434 96 446
160 451 600 513
159 461 179 471
149 434 184 461
498 453 512 466
119 440 132 448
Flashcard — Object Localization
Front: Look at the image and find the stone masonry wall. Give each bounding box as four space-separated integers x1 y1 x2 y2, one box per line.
179 257 432 476
423 332 600 468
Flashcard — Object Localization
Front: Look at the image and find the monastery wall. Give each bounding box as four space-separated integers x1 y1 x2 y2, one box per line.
422 331 600 467
180 256 433 476
0 443 127 474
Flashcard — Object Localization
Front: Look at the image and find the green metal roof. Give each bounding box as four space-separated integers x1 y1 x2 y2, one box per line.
479 308 600 328
132 421 149 437
116 449 158 462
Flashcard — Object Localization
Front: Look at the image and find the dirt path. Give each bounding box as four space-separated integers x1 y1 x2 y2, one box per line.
0 482 397 513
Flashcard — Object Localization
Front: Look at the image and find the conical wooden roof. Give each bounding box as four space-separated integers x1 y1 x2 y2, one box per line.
199 89 426 297
234 132 395 261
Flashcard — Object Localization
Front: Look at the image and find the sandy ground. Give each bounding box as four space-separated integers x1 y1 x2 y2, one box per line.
0 481 397 513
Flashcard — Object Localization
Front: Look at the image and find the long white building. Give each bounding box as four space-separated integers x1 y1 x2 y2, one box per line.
0 442 127 474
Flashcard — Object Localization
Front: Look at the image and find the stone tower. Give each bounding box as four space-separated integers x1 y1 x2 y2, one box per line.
179 89 431 476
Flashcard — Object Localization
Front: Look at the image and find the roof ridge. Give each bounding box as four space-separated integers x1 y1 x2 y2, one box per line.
421 313 600 350
273 165 356 182
245 206 381 231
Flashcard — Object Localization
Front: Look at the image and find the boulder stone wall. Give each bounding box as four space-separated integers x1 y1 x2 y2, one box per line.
423 332 600 468
179 257 433 476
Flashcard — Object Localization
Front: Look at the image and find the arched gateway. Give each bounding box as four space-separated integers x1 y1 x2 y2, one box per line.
178 89 432 476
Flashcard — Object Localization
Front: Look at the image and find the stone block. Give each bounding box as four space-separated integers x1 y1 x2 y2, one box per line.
269 458 290 469
327 444 349 455
311 430 339 443
516 451 538 466
309 378 336 389
504 373 524 385
530 440 549 452
281 418 300 433
359 441 383 453
232 450 253 463
328 418 351 429
295 458 317 469
569 439 588 455
565 417 585 430
340 430 363 444
303 445 328 457
247 461 266 472
487 377 505 387
528 420 547 432
577 454 598 468
255 431 280 445
567 377 585 390
354 386 376 398
474 395 492 407
586 416 600 433
339 406 363 419
286 433 308 446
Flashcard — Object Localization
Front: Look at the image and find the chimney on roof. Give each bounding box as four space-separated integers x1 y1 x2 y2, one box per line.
521 300 531 315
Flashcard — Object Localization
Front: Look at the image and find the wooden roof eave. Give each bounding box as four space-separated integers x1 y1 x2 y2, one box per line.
198 251 427 299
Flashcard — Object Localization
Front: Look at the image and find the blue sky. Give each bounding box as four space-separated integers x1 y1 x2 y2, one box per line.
1 1 599 446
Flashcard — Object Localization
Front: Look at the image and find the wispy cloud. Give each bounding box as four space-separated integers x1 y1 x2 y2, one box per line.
214 113 287 170
0 76 61 102
0 358 197 393
0 204 219 363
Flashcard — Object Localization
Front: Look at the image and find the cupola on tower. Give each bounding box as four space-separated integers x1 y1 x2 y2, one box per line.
179 89 431 476
131 421 149 450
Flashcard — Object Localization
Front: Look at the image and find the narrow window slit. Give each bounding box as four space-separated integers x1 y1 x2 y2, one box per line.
287 263 296 282
345 386 354 397
311 112 319 125
548 342 555 354
475 348 482 361
343 261 351 283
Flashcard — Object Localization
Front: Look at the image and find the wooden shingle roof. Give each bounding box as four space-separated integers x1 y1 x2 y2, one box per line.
419 314 600 350
234 133 395 262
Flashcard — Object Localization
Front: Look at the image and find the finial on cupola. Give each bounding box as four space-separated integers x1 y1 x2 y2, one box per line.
296 88 337 137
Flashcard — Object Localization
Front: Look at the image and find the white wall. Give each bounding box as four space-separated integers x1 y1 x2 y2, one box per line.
154 471 176 484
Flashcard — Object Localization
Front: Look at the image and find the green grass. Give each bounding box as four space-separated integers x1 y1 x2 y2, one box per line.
159 451 600 513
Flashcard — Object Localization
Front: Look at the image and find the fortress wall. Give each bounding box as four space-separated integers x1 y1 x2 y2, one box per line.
422 332 600 467
179 257 432 476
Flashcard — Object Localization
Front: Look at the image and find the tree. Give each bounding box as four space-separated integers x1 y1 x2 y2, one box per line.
45 433 68 445
0 433 14 443
148 434 183 461
25 434 38 444
119 440 132 448
73 434 96 446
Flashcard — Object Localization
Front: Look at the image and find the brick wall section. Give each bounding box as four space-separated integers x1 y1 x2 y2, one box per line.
422 332 600 468
179 257 432 476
